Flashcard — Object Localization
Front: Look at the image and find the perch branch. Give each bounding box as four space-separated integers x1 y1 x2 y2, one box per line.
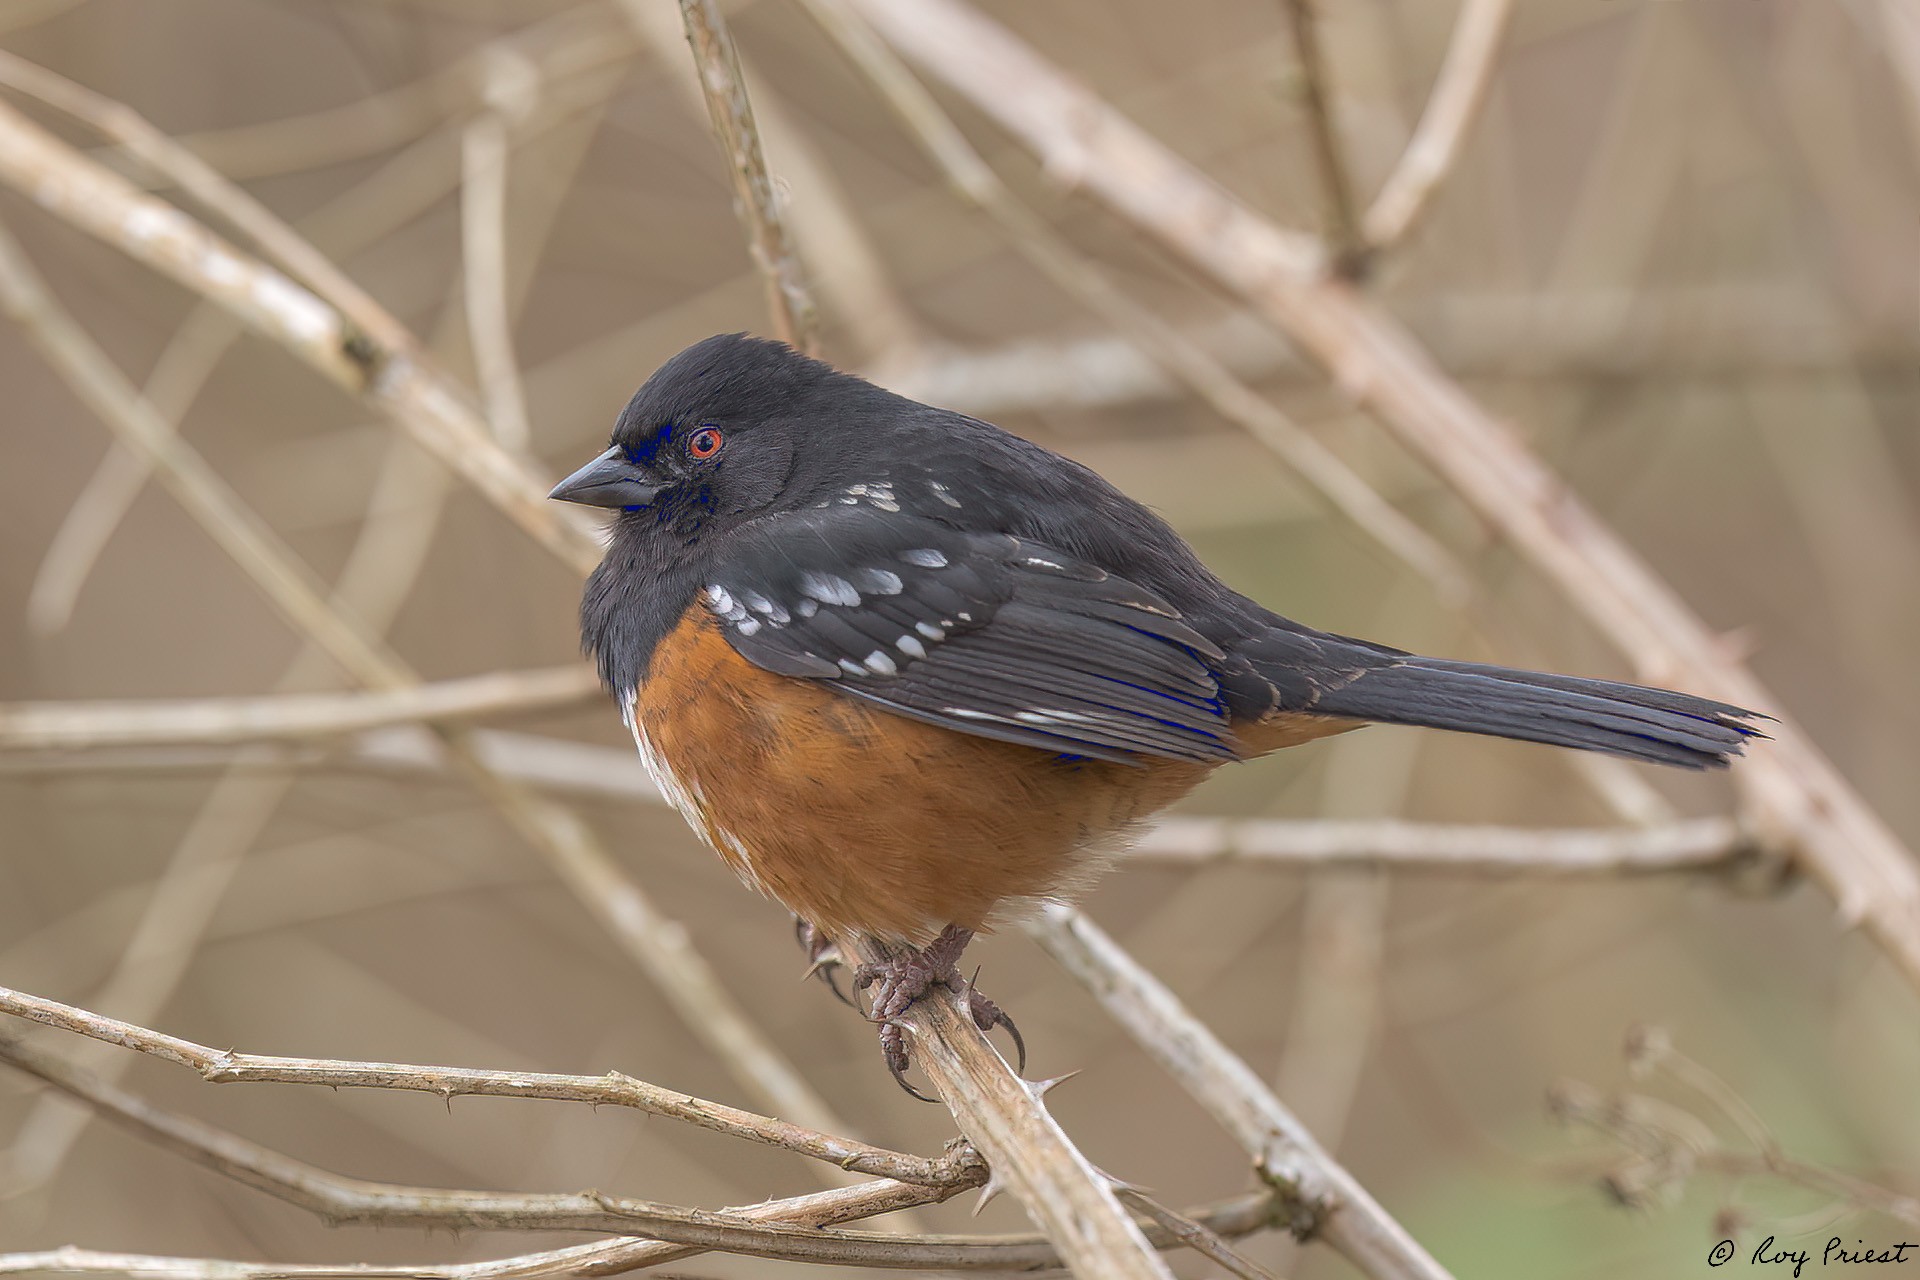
839 937 1176 1279
852 0 1920 1004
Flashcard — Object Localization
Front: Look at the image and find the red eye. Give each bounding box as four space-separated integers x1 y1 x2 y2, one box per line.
687 427 724 460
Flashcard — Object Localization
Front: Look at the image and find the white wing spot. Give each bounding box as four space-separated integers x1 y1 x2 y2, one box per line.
896 635 927 659
870 498 901 512
1023 556 1066 570
837 658 867 677
734 616 761 636
743 591 790 624
794 597 819 618
853 567 903 595
915 622 946 641
1016 709 1095 724
930 481 962 509
800 572 860 606
864 649 898 676
706 585 734 614
899 548 947 568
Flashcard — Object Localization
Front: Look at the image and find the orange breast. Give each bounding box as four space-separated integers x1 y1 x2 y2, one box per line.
631 610 1227 945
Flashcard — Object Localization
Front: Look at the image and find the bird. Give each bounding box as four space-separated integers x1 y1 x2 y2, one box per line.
551 332 1764 1087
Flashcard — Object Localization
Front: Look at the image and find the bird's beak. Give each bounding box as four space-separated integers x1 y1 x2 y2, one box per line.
548 446 661 509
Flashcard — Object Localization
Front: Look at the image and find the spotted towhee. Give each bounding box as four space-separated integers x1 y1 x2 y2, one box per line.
552 333 1762 1082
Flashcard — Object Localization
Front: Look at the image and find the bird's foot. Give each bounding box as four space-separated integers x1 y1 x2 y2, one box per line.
793 917 856 1007
853 925 1025 1099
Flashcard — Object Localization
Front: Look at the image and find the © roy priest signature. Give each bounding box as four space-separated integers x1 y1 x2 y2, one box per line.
1714 1236 1920 1277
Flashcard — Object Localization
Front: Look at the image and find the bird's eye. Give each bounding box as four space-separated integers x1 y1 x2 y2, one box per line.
687 427 724 460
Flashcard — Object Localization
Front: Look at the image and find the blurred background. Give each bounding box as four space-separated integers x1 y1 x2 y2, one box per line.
1 0 1917 1276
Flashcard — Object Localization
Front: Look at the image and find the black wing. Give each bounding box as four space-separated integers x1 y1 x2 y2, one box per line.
699 508 1234 764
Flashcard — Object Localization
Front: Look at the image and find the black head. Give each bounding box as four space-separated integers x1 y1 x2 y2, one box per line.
549 333 865 538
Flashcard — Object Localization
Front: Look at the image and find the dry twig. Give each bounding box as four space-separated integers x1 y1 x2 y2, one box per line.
1281 0 1368 274
839 936 1177 1278
0 667 597 752
1552 1029 1920 1229
674 0 818 354
1360 0 1515 251
0 1016 1282 1272
0 95 600 571
803 0 1473 606
1028 906 1453 1280
0 988 963 1186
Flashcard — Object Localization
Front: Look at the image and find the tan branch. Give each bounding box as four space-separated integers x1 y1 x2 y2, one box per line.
460 101 533 450
160 6 632 179
1360 0 1515 251
840 938 1177 1279
0 1029 1282 1271
0 667 598 751
1553 1030 1920 1228
1131 815 1764 877
0 987 958 1187
802 0 1471 605
1281 0 1367 274
0 95 599 573
852 0 1920 1004
671 0 819 353
1028 906 1452 1280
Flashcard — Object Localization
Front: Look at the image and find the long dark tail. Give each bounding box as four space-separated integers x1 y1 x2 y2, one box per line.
1262 643 1768 769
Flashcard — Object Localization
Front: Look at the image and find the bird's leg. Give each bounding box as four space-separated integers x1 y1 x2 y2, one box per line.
853 924 1025 1094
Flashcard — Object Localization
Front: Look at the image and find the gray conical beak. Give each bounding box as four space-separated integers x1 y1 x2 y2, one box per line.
548 447 661 509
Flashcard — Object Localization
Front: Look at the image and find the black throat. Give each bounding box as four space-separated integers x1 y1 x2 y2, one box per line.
581 507 710 697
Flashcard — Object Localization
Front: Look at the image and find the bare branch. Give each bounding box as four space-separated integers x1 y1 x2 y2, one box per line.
1281 0 1367 274
0 1029 1286 1271
1361 0 1515 251
851 0 1920 1005
0 986 963 1187
460 76 534 450
164 7 631 179
1553 1061 1920 1229
840 936 1177 1279
1028 906 1453 1280
0 94 600 572
803 0 1473 607
0 667 597 752
1131 815 1764 877
669 0 819 354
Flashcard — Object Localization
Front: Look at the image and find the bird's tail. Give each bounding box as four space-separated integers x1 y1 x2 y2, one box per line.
1270 647 1767 769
